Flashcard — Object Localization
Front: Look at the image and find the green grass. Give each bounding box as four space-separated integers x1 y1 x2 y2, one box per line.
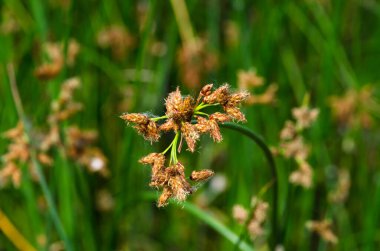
1 0 380 250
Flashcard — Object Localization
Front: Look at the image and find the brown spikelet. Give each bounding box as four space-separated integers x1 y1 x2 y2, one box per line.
166 163 192 201
157 187 173 207
306 219 338 244
159 119 178 131
289 160 313 188
225 106 246 122
292 107 319 129
203 84 230 104
165 87 194 122
237 70 264 90
34 63 62 80
200 84 213 97
181 122 199 152
208 119 222 142
232 205 248 224
120 113 149 124
210 112 231 123
228 91 250 107
190 169 214 181
195 116 210 133
280 121 296 141
247 198 269 239
120 113 160 142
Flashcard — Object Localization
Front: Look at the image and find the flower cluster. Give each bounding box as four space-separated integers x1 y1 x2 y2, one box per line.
274 104 319 188
328 168 350 204
34 39 80 80
237 69 278 105
232 197 269 240
329 85 379 129
306 219 338 244
177 39 218 90
66 126 109 177
0 122 52 187
0 77 109 188
120 84 248 206
97 24 135 60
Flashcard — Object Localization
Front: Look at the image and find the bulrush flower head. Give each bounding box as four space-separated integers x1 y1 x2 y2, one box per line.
121 84 248 207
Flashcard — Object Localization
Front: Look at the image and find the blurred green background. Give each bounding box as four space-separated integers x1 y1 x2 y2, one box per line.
1 0 380 250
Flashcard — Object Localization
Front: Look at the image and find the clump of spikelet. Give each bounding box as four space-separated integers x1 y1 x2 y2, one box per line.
273 98 319 188
306 219 338 244
0 77 109 188
34 39 80 80
237 69 278 105
120 84 248 206
177 39 218 90
232 197 269 240
328 168 350 204
329 85 380 129
97 24 135 60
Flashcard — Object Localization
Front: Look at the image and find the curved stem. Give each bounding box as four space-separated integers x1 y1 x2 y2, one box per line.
219 122 279 249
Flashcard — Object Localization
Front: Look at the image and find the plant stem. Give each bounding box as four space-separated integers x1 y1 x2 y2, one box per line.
219 122 279 249
169 132 180 165
194 111 209 117
194 102 219 112
151 115 168 121
6 63 73 251
169 0 195 45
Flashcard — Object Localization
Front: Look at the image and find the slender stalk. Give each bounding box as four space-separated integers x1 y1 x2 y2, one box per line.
194 102 219 112
169 0 195 45
194 111 209 117
0 210 37 251
6 63 73 251
151 115 168 121
219 122 279 249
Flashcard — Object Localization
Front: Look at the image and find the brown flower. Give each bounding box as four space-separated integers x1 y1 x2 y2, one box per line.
289 159 313 188
329 169 350 204
292 107 319 129
232 197 269 240
97 24 135 60
280 121 297 141
177 39 218 89
190 169 214 181
195 116 222 142
232 205 248 224
120 113 160 143
181 122 199 152
165 87 194 122
237 70 264 90
306 219 338 244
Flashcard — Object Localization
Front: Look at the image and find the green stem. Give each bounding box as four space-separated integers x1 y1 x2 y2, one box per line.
194 103 219 112
168 132 180 165
219 122 279 249
151 115 168 121
194 111 210 117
